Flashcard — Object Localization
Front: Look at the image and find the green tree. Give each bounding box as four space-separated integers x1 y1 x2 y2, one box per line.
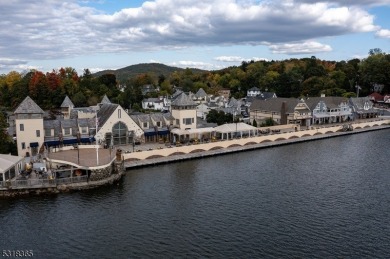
252 119 258 127
0 111 16 155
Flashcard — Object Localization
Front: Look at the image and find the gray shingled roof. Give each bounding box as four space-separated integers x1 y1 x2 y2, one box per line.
97 103 119 128
101 94 111 104
43 120 61 137
195 88 207 98
349 97 376 113
250 98 300 114
163 112 175 121
61 96 75 108
14 96 44 114
305 97 348 110
171 92 197 106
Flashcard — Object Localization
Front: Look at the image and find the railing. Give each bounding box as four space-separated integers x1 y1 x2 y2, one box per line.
1 175 88 189
56 175 88 185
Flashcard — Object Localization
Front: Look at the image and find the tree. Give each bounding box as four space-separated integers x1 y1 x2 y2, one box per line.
0 111 16 155
252 119 258 127
73 91 87 107
260 117 275 127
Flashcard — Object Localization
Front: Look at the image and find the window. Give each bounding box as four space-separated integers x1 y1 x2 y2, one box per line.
31 114 41 119
20 124 24 131
64 128 71 136
176 119 179 125
183 118 193 125
156 121 161 127
36 130 40 137
22 142 25 149
81 127 88 134
45 129 51 137
143 122 148 128
118 109 121 119
112 122 128 145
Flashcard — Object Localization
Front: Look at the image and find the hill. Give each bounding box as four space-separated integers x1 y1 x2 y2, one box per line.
93 63 206 83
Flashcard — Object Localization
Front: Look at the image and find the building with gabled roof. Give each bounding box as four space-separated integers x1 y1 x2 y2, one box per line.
95 103 144 146
0 154 24 182
305 96 353 124
250 98 312 126
349 97 379 119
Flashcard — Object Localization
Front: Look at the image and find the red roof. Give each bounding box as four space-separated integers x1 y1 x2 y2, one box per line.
368 92 384 102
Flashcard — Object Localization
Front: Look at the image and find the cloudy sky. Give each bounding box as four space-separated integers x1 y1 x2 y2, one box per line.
1 0 390 74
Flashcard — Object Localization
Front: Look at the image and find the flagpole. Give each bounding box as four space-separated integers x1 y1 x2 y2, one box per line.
96 109 99 166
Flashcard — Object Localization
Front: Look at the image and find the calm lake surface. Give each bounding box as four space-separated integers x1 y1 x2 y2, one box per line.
1 130 390 258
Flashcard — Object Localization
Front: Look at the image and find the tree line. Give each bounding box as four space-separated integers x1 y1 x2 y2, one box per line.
1 49 389 113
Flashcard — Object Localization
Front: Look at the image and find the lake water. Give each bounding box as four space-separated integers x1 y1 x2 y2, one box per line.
1 130 390 258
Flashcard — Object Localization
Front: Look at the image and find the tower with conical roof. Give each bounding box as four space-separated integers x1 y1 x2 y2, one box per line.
61 95 75 119
14 96 44 157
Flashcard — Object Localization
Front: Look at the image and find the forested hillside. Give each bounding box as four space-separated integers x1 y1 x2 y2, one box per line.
1 49 389 112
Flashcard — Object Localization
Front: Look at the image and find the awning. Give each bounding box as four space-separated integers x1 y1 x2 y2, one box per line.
63 138 78 144
144 131 157 137
80 137 93 143
157 129 169 135
44 140 60 147
171 128 189 135
30 142 39 147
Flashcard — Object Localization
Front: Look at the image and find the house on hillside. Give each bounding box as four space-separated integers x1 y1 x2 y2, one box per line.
141 97 167 111
247 87 261 97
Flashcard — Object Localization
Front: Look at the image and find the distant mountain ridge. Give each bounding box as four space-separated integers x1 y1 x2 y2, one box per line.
93 63 206 83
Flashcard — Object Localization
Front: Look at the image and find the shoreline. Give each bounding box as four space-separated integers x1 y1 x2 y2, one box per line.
124 122 390 169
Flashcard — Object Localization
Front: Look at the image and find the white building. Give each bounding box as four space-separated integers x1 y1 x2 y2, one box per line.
170 92 197 130
247 87 261 97
14 96 45 157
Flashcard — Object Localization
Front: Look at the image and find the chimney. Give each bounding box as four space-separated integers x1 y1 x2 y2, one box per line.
280 101 287 125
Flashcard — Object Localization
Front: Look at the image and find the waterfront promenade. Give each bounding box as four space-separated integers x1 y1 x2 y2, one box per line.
124 119 390 169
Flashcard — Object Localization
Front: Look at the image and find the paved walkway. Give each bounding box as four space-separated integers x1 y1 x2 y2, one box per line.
48 148 114 167
124 123 390 169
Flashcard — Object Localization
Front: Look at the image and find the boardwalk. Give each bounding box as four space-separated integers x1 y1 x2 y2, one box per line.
124 123 390 169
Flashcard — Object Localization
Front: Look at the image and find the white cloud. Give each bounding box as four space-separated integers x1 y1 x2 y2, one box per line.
376 29 390 38
214 56 268 62
171 61 220 70
0 0 382 65
214 56 244 62
269 41 332 54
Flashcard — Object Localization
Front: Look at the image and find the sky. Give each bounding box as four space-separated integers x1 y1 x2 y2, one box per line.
1 0 390 75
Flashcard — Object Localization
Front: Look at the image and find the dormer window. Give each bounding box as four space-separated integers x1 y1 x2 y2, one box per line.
156 121 161 128
45 128 52 137
64 128 71 136
81 127 88 134
143 122 148 128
